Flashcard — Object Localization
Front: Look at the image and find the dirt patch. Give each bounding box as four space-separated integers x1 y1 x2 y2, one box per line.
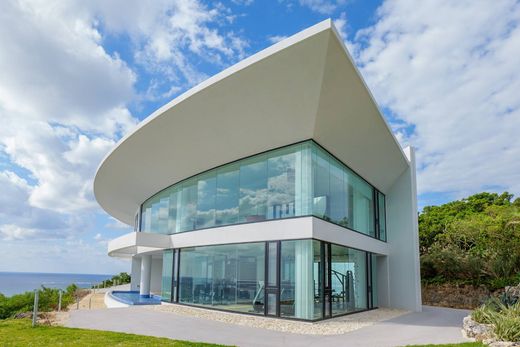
422 283 492 309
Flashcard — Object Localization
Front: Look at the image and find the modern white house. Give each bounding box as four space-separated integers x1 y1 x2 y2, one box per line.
94 19 421 320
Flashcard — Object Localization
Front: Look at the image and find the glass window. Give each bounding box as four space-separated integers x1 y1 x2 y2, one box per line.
178 242 265 315
350 173 375 237
329 157 347 227
239 155 267 223
161 250 174 301
378 192 386 241
142 190 169 234
267 293 277 315
267 242 278 287
196 172 216 229
280 240 322 320
140 140 384 240
371 254 378 308
267 147 297 219
297 142 313 216
179 179 197 232
330 244 367 316
312 146 330 220
168 187 181 234
215 164 239 226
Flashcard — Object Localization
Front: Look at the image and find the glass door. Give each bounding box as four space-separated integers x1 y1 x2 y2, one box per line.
265 241 279 316
322 242 332 318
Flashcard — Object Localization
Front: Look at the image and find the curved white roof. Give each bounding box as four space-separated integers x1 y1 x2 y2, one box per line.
94 19 409 226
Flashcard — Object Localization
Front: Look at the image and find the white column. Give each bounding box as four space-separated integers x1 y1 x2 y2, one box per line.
140 255 152 296
130 256 142 291
386 146 422 311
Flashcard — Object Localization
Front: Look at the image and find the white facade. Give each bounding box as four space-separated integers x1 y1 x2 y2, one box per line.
95 19 421 315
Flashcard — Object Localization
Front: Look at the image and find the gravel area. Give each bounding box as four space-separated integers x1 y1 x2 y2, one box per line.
149 303 408 335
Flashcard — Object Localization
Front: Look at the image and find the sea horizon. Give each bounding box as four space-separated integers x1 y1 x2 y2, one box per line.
0 271 115 297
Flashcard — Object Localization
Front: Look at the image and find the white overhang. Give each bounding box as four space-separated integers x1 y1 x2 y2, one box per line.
108 232 171 258
108 217 389 258
94 19 409 226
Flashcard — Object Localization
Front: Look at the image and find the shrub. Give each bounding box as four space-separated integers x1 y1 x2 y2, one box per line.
494 315 520 342
472 302 498 324
0 286 76 319
472 300 520 342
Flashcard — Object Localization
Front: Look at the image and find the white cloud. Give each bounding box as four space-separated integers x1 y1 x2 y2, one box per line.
91 0 249 90
267 35 289 44
333 12 348 40
0 0 249 267
353 0 520 201
298 0 346 14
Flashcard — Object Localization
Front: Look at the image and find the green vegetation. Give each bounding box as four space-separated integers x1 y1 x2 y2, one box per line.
419 192 520 290
472 299 520 342
95 272 131 288
0 319 227 346
0 285 78 319
406 343 484 347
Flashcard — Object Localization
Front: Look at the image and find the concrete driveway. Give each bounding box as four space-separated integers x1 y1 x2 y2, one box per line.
66 305 470 347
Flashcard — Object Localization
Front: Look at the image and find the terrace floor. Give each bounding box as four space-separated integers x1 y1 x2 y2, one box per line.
66 305 471 347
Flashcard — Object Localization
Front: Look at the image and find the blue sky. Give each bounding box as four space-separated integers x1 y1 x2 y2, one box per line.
1 0 519 274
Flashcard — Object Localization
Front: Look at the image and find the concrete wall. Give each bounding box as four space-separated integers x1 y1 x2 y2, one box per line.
385 146 422 311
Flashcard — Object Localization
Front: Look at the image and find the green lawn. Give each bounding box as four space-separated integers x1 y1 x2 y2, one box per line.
0 319 230 346
406 343 485 347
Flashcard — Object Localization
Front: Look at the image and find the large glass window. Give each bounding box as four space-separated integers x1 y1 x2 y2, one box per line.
371 254 378 308
239 155 268 223
312 146 330 219
196 172 216 229
350 175 375 238
161 250 174 301
378 192 386 241
267 147 297 220
215 164 239 226
330 244 367 316
140 141 386 241
178 243 265 315
168 187 181 233
280 240 322 320
179 179 197 232
166 239 376 320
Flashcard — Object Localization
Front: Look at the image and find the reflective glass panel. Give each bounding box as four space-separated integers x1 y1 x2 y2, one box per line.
140 141 384 240
268 242 277 287
179 179 197 232
161 250 174 301
178 242 266 315
215 164 239 226
196 172 216 229
330 244 367 316
280 240 322 320
239 155 267 223
267 147 297 219
378 192 386 241
371 254 378 308
350 174 375 237
329 157 347 227
312 146 330 219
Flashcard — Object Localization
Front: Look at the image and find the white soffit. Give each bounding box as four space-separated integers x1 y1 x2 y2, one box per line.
94 19 409 225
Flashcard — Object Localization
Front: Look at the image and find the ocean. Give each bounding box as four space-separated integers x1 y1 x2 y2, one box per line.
0 272 114 297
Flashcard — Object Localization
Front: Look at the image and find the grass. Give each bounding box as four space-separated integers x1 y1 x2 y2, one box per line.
405 343 485 347
0 319 230 346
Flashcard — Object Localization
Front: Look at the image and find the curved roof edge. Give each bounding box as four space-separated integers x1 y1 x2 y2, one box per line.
94 19 410 226
95 19 337 178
